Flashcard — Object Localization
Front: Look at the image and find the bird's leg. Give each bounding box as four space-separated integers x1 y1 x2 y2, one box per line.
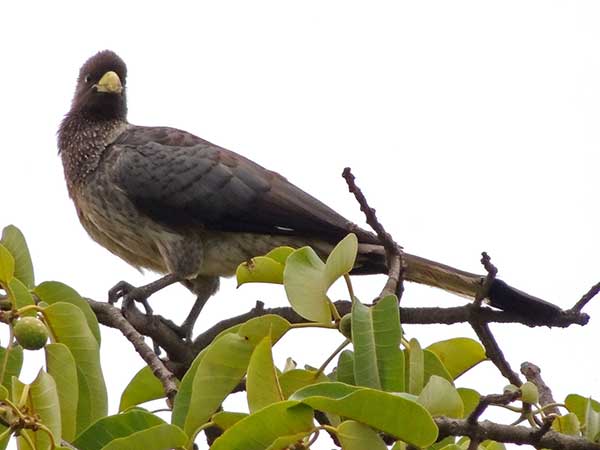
108 273 181 315
159 276 219 341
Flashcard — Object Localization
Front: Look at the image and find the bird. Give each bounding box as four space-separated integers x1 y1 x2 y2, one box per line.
58 50 560 338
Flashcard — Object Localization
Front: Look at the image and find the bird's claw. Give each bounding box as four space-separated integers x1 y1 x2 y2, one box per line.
108 280 154 316
108 280 135 304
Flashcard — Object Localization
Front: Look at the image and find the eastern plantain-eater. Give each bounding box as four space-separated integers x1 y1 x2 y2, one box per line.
58 50 560 337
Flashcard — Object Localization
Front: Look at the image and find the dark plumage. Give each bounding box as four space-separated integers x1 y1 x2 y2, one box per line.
58 50 561 332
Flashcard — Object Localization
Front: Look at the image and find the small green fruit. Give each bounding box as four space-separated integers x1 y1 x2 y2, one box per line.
13 317 49 350
339 314 352 339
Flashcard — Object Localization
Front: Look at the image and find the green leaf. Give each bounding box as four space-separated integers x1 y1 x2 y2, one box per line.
171 349 206 428
551 412 580 436
335 350 356 385
8 278 35 313
0 345 23 391
426 338 486 380
210 401 314 450
337 420 387 450
236 247 294 287
481 441 507 450
585 397 600 441
34 281 101 343
74 410 165 450
520 381 539 404
352 295 403 391
279 369 329 399
172 315 291 430
291 382 438 446
29 370 62 450
237 314 291 345
324 233 358 285
265 246 295 264
457 388 480 418
101 423 187 450
119 366 167 412
1 225 34 288
0 425 11 450
43 302 107 435
0 385 7 400
423 349 453 383
565 394 600 425
45 343 78 441
418 375 464 418
237 256 286 286
212 411 248 430
247 336 283 412
183 333 254 439
0 244 15 285
408 338 424 395
182 315 292 443
283 246 331 322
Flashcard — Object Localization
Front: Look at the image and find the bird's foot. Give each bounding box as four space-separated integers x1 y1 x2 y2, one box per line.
108 280 154 316
107 274 182 316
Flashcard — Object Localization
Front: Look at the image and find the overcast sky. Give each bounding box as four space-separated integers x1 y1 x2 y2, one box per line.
2 1 600 449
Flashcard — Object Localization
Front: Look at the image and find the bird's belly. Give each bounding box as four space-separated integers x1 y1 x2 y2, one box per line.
74 180 166 273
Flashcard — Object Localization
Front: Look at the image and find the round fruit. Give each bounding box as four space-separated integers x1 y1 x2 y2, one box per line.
339 314 352 339
13 317 49 350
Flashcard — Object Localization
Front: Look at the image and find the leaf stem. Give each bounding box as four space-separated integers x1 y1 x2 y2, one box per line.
315 339 351 377
37 423 57 450
16 305 44 316
343 274 356 303
328 299 342 322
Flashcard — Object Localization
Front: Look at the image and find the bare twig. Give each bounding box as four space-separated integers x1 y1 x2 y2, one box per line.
475 252 498 307
570 281 600 312
470 318 522 386
342 167 405 299
468 391 521 424
86 299 179 405
88 297 195 365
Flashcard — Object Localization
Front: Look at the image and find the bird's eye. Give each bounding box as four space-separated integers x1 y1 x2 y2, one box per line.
84 74 92 84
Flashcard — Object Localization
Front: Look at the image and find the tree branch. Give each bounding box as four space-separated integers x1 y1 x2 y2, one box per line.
570 280 600 312
342 167 405 299
86 299 179 404
436 417 600 450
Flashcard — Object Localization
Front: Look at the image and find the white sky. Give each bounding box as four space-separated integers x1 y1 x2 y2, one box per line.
2 1 600 449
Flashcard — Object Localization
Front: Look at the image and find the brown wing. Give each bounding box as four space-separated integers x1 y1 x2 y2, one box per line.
110 126 379 244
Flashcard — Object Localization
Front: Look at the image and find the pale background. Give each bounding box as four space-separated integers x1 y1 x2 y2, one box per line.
1 1 599 449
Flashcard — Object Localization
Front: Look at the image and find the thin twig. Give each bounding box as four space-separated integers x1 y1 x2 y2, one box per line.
570 281 600 312
476 252 498 307
468 391 521 424
470 317 521 386
342 167 405 299
86 300 178 405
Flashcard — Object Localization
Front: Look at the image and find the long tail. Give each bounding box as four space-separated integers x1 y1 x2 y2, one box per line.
354 244 561 320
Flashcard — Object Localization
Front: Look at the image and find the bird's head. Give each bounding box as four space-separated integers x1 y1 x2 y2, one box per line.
69 50 128 120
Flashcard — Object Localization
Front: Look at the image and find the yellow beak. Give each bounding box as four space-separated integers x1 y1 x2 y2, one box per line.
96 71 123 94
